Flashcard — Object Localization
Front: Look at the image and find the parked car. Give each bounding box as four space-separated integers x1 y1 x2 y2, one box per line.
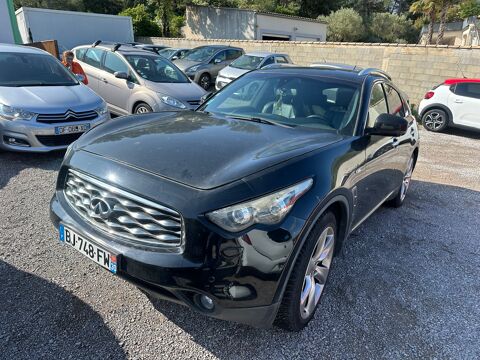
132 43 170 54
215 52 292 90
418 78 480 132
72 43 206 115
158 47 190 61
50 66 419 331
0 44 109 152
174 45 244 90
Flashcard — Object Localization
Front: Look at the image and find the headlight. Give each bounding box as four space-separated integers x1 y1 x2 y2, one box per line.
161 96 186 109
206 179 313 232
0 104 36 121
187 65 200 73
95 101 108 115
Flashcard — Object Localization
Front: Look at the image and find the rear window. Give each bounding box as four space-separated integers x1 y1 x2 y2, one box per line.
83 48 105 68
75 48 87 61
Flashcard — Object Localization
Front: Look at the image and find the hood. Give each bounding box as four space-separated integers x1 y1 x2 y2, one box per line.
174 59 201 71
144 81 206 102
0 84 102 113
219 66 249 80
77 111 343 190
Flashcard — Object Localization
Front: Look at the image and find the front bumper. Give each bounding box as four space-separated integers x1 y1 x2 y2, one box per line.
0 113 110 152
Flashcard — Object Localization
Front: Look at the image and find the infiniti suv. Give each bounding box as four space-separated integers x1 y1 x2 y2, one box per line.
50 66 419 331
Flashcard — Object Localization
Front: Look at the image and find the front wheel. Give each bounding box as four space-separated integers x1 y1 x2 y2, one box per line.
134 102 153 114
275 212 337 331
422 109 448 132
199 73 211 90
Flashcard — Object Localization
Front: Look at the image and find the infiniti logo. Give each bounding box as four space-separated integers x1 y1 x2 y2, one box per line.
90 197 113 219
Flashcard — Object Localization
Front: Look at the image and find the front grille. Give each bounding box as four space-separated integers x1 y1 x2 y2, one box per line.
36 133 83 147
187 100 200 106
63 170 183 248
37 110 98 124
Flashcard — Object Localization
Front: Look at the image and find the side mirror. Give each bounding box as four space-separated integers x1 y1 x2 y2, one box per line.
366 113 408 137
200 92 215 105
214 58 222 64
114 71 128 80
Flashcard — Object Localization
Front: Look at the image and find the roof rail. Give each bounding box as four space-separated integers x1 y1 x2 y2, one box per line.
112 43 122 52
310 62 361 71
358 68 391 80
92 40 101 47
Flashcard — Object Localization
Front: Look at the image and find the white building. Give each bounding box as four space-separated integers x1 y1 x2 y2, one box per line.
184 5 327 42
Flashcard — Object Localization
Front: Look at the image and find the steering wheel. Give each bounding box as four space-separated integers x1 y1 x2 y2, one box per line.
306 114 332 127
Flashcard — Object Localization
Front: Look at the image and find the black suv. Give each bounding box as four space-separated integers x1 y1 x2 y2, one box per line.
50 66 419 331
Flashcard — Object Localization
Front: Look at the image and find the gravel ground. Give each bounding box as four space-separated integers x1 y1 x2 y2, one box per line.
0 128 479 360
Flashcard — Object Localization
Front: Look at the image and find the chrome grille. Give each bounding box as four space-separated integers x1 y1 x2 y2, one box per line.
63 170 183 247
37 110 98 124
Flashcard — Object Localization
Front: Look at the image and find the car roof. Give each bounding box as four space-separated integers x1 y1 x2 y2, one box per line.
444 78 480 85
76 43 158 56
255 66 387 84
193 45 242 50
0 43 49 55
244 51 288 57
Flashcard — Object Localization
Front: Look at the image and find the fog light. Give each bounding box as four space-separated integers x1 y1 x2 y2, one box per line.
199 295 215 311
3 136 30 147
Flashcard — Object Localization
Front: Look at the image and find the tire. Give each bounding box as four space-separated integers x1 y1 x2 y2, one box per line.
275 212 337 331
199 73 211 90
422 109 448 132
134 102 153 114
387 155 415 208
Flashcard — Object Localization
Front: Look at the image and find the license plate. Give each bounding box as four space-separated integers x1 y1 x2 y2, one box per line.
59 224 117 274
55 123 90 135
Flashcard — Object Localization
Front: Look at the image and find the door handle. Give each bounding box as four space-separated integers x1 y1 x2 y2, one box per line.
101 78 108 83
454 99 463 103
392 138 400 148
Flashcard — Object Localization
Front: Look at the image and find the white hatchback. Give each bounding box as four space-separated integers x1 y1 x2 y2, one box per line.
418 79 480 132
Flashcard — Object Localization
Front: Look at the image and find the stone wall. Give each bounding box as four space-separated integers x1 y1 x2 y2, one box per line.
138 37 480 106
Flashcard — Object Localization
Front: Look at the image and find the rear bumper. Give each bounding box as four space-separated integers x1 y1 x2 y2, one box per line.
0 113 110 152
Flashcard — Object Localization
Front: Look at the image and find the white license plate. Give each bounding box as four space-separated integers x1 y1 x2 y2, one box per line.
59 224 117 274
55 124 90 135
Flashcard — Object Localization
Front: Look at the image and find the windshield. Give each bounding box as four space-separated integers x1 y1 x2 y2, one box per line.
199 72 361 135
0 52 78 87
158 49 176 59
183 47 218 62
125 54 189 83
230 55 265 70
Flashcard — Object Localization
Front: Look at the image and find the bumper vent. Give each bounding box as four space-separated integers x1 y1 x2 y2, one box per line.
63 170 183 248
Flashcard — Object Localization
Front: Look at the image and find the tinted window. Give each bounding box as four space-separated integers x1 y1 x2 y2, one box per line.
275 56 289 64
455 82 480 99
262 57 275 67
226 49 242 60
384 85 405 117
125 54 188 83
183 47 218 62
103 52 129 74
0 52 77 87
84 48 104 68
201 72 360 135
230 55 264 70
75 48 87 61
212 50 227 63
367 83 388 128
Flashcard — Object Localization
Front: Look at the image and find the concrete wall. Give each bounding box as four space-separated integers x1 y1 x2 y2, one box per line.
256 14 326 41
184 6 255 40
138 37 480 106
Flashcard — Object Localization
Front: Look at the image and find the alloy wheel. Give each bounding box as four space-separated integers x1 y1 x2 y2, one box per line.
400 157 414 201
300 226 335 319
424 112 445 131
135 106 151 114
200 75 210 90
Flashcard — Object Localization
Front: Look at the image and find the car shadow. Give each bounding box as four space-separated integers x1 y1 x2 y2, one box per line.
145 180 480 359
0 260 126 360
0 150 65 190
443 127 480 139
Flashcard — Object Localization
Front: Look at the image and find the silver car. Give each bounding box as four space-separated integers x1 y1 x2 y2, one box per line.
216 52 293 91
73 43 206 115
158 48 190 61
174 46 244 90
0 44 109 152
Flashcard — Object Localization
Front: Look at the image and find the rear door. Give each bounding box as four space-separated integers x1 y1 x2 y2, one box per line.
80 48 106 94
100 52 138 115
448 82 480 129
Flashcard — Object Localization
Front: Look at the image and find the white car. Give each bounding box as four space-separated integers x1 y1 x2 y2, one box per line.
418 78 480 132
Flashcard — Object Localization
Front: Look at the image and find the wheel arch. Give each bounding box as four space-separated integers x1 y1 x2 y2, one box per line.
420 103 453 123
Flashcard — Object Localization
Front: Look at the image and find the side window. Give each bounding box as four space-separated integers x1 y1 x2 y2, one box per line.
226 49 242 60
103 52 129 75
262 57 275 67
275 56 289 64
75 48 87 61
83 48 105 68
384 85 405 117
367 83 388 128
455 82 480 99
212 50 227 63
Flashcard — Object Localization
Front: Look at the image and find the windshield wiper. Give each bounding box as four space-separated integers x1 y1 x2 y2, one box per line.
227 115 293 128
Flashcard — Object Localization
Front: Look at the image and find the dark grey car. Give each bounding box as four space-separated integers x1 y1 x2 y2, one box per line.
174 45 244 90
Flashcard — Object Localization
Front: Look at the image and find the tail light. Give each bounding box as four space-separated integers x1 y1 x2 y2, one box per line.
424 91 434 99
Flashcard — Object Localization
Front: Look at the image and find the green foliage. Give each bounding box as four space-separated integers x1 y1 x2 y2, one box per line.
369 12 417 42
320 8 366 42
170 15 185 37
119 4 161 36
456 0 480 18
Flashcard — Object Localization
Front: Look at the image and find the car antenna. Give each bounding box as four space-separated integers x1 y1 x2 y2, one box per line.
112 43 121 52
92 40 101 47
456 62 467 78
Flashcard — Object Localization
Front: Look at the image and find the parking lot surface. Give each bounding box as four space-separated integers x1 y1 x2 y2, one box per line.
0 128 479 360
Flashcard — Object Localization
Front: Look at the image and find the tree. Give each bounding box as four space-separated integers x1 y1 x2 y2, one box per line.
369 12 417 42
319 8 365 42
436 0 462 44
410 0 438 44
119 4 161 36
342 0 387 20
456 0 480 18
